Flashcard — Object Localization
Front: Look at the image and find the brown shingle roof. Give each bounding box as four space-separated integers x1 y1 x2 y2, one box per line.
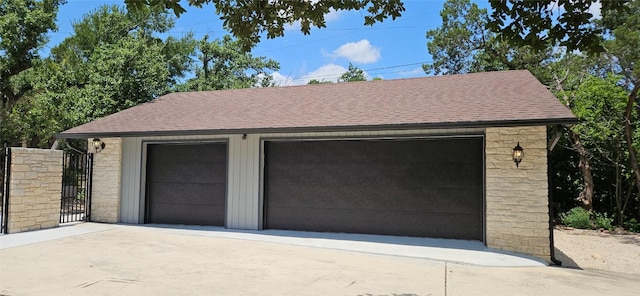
58 70 576 138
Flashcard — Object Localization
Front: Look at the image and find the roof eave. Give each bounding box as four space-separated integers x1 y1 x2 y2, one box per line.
56 117 578 139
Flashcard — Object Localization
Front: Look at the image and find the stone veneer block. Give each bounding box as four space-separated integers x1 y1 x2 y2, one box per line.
485 126 551 262
89 138 122 223
7 148 63 234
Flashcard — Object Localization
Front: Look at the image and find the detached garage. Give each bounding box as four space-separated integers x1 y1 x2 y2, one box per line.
58 70 576 262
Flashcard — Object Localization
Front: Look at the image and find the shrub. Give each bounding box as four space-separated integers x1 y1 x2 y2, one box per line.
560 207 592 229
594 212 613 230
624 218 640 233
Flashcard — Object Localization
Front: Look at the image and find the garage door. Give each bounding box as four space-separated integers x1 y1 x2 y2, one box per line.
146 143 227 226
264 137 483 240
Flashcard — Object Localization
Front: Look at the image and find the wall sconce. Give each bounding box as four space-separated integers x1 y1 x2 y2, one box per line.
92 138 106 153
512 142 524 168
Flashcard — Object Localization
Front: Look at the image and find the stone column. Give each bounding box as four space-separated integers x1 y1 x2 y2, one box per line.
89 138 122 223
7 148 63 233
485 126 551 262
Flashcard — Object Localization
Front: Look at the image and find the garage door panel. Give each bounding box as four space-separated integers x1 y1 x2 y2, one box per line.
268 184 482 213
148 182 226 206
267 207 481 239
265 138 483 240
148 203 225 225
149 162 227 183
146 143 226 226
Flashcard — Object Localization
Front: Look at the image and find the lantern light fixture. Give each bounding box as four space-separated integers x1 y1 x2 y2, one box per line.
513 141 524 168
92 138 105 153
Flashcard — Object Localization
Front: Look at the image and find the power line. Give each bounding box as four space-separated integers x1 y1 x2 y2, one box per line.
280 61 430 84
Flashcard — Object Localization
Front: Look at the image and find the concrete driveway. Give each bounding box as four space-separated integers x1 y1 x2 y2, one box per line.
1 223 638 296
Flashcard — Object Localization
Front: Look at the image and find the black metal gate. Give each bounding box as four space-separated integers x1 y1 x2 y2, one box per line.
60 149 93 223
1 147 10 234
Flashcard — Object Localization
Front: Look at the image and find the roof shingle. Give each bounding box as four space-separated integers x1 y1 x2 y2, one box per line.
59 70 576 138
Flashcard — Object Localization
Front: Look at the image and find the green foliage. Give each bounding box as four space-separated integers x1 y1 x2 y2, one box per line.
128 0 406 49
308 79 333 85
423 0 553 76
3 5 197 147
561 207 593 229
594 212 614 230
127 0 624 52
176 35 279 91
339 63 367 82
624 218 640 232
0 0 63 145
487 0 628 53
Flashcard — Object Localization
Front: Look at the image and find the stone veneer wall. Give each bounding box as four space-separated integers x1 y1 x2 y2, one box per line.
90 138 122 223
485 126 550 262
7 148 63 233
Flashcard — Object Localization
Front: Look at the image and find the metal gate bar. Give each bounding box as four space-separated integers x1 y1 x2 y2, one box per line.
1 147 11 234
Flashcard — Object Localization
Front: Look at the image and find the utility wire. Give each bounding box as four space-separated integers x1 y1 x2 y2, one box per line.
280 61 430 84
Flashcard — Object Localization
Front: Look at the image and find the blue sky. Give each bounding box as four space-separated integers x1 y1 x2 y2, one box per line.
47 0 494 86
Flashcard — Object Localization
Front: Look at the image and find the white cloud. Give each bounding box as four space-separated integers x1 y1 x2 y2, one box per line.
273 63 360 86
333 40 381 64
271 72 295 86
398 67 425 76
302 64 348 84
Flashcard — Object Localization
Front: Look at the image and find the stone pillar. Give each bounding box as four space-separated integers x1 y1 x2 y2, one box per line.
90 138 122 223
7 148 63 233
485 126 550 262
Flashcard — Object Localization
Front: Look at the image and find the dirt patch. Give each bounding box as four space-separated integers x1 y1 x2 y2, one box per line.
554 227 640 274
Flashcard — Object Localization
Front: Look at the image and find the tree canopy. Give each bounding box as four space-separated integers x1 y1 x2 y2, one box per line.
1 3 281 147
126 0 405 49
127 0 628 52
0 0 62 120
339 63 367 82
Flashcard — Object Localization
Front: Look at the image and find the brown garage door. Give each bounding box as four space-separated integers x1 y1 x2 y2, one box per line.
264 137 483 240
146 143 226 226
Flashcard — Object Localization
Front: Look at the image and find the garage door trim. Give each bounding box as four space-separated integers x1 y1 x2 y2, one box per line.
141 139 229 225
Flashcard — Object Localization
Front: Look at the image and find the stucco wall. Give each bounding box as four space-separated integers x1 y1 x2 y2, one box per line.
90 138 122 223
7 148 63 233
485 126 550 262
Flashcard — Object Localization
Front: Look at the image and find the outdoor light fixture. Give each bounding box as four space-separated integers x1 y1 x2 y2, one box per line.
92 138 105 153
512 142 524 168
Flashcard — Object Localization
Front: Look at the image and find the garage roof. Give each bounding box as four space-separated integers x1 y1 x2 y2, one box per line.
58 70 576 138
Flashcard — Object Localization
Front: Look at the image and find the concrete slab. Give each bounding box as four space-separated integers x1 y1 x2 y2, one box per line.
0 222 113 249
133 224 547 267
1 223 544 267
1 223 638 296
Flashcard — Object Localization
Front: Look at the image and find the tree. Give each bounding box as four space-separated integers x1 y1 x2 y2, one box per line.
570 76 634 225
177 35 279 91
127 0 628 53
5 5 196 147
339 63 367 82
126 0 405 49
599 0 640 198
488 0 628 53
308 79 333 85
423 0 552 76
0 0 63 145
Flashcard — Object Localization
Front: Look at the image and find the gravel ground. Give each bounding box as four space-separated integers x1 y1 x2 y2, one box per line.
554 228 640 274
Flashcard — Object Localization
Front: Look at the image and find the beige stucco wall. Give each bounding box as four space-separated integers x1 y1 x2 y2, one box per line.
485 126 550 262
7 148 63 233
90 138 122 223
